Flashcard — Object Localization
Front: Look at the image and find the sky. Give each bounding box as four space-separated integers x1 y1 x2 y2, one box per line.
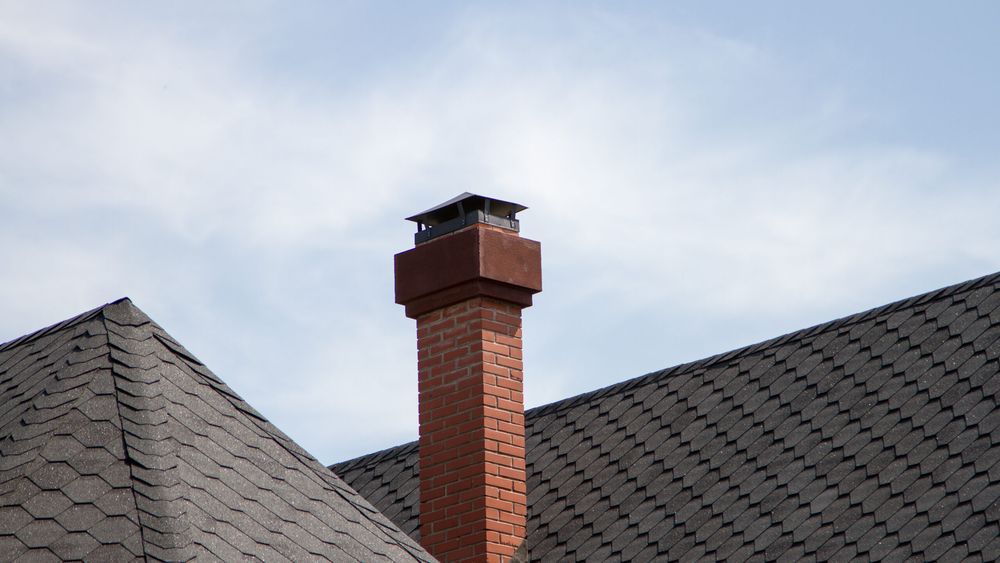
2 1 999 464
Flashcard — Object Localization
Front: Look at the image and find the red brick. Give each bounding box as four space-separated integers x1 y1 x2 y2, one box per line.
497 465 524 481
483 519 516 534
481 319 512 334
459 329 490 345
495 334 521 349
457 352 487 369
497 442 524 457
483 383 512 400
496 355 523 370
498 510 526 525
494 312 522 327
484 451 518 468
484 474 515 489
485 497 514 512
429 316 457 330
443 301 469 316
483 406 513 423
498 490 527 505
428 341 452 356
484 428 514 445
496 397 523 413
419 309 444 323
483 341 510 356
494 377 522 391
482 363 509 377
429 363 462 378
417 333 442 348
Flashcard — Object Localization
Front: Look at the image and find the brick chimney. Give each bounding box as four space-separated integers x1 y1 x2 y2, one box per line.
395 193 541 562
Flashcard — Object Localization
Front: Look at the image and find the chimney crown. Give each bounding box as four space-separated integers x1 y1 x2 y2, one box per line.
406 192 526 244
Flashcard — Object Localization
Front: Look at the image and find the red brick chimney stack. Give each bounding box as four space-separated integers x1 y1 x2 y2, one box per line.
395 193 541 562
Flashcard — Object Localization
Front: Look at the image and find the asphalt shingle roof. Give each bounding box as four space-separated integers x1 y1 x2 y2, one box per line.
333 271 1000 562
0 299 432 561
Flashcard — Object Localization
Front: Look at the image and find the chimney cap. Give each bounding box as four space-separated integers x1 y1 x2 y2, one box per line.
406 192 527 243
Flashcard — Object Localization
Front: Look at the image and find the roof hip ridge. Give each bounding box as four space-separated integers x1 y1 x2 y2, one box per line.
99 305 155 557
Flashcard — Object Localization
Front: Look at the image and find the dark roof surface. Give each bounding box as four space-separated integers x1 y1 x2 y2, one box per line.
0 299 432 561
333 271 1000 562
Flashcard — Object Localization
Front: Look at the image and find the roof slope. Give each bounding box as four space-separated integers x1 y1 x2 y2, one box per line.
0 299 432 561
333 272 1000 562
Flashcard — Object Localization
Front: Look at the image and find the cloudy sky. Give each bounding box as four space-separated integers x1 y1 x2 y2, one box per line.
2 1 999 463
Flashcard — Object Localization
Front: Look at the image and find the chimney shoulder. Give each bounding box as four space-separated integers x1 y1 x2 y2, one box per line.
395 226 541 319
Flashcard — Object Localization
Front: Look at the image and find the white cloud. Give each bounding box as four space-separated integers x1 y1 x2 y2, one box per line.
1 3 998 462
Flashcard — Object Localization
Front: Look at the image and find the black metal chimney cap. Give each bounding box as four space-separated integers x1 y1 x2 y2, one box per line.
406 193 527 243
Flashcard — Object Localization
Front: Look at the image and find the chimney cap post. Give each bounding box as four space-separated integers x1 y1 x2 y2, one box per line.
405 192 527 243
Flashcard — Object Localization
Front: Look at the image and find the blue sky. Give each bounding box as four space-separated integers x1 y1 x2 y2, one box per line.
2 1 999 463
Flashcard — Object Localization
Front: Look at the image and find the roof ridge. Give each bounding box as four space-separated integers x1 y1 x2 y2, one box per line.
329 269 1000 468
331 440 419 474
0 297 132 353
526 269 1000 419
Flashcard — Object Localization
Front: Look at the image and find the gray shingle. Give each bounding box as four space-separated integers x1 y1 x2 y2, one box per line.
0 299 432 561
335 271 1000 561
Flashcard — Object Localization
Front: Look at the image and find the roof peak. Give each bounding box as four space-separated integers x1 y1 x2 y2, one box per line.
0 295 432 560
